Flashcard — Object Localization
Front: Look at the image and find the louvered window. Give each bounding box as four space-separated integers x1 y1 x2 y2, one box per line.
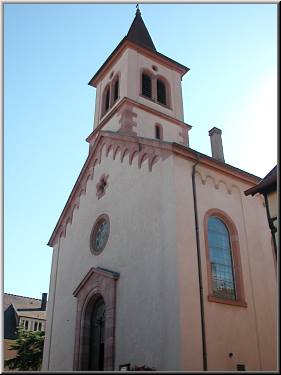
157 79 166 105
113 79 119 102
142 73 152 98
105 88 110 112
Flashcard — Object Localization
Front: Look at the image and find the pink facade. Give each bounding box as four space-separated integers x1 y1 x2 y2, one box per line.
43 8 277 372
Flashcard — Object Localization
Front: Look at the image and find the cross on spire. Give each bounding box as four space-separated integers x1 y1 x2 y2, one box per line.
136 4 141 15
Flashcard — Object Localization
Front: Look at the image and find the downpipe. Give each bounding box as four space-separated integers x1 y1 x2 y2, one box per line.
192 156 208 371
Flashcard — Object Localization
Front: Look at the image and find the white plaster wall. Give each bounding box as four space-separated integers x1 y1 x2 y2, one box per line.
45 146 183 371
174 158 277 371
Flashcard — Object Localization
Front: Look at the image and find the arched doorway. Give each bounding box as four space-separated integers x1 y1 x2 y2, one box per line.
88 297 105 370
73 267 119 371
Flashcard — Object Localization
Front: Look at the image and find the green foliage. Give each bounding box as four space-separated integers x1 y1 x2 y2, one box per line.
4 326 45 371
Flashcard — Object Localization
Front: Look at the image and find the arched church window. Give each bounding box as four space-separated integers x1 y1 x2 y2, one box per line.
157 79 166 105
204 209 246 306
208 217 236 300
142 73 152 98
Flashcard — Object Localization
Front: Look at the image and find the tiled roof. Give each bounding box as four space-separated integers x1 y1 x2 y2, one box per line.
4 293 47 339
244 165 277 196
4 293 42 312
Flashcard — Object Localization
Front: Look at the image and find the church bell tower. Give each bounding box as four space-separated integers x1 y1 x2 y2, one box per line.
86 7 192 147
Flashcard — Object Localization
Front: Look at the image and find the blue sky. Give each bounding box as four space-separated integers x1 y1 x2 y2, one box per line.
4 3 277 299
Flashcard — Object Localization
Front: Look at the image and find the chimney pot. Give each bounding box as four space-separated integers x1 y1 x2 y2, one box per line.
41 293 47 311
208 126 225 162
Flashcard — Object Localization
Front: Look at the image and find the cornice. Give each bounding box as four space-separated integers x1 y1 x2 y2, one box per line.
48 132 260 248
172 143 261 185
89 39 188 87
86 96 192 144
48 131 173 247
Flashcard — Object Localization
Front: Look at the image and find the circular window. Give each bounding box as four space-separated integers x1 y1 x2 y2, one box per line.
90 214 110 255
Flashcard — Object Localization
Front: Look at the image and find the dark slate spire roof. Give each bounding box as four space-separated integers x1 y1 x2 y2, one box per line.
126 7 156 51
88 7 189 87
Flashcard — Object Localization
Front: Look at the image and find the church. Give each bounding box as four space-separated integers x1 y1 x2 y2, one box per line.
42 8 277 372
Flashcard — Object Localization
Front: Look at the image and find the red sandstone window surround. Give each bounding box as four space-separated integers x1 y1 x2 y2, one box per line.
204 209 247 307
101 73 120 117
140 69 171 109
155 123 163 140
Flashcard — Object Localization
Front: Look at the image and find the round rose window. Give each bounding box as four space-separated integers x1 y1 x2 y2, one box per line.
90 214 110 255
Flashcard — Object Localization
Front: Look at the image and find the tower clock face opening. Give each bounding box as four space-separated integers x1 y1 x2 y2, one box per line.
90 214 110 255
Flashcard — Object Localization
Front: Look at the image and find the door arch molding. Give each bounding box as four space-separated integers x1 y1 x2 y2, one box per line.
73 267 119 370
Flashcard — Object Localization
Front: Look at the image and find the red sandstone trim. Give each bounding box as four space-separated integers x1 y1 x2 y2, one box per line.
86 97 192 145
48 131 261 248
155 123 163 141
139 69 172 110
203 208 247 307
72 267 119 370
90 213 110 254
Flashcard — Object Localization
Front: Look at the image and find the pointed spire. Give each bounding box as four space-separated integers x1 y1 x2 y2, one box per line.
126 6 156 51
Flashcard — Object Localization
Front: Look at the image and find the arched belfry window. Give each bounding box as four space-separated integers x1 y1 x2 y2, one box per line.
208 217 236 300
113 78 119 102
140 69 171 109
103 86 110 114
101 73 120 118
157 79 166 105
142 73 152 98
204 209 246 307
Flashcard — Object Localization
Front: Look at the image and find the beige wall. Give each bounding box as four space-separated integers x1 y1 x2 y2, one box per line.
175 157 277 371
43 147 277 371
43 40 276 373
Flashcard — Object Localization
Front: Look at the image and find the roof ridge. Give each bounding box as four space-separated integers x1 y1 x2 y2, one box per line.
4 292 41 301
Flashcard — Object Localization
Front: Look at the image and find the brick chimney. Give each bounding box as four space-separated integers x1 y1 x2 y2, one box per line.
41 293 47 311
208 127 225 163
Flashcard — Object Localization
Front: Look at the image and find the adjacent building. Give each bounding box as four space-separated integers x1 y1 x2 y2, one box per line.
245 165 277 259
4 293 47 365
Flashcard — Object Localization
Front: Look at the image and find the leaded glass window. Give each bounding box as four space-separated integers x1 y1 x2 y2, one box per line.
208 216 236 300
